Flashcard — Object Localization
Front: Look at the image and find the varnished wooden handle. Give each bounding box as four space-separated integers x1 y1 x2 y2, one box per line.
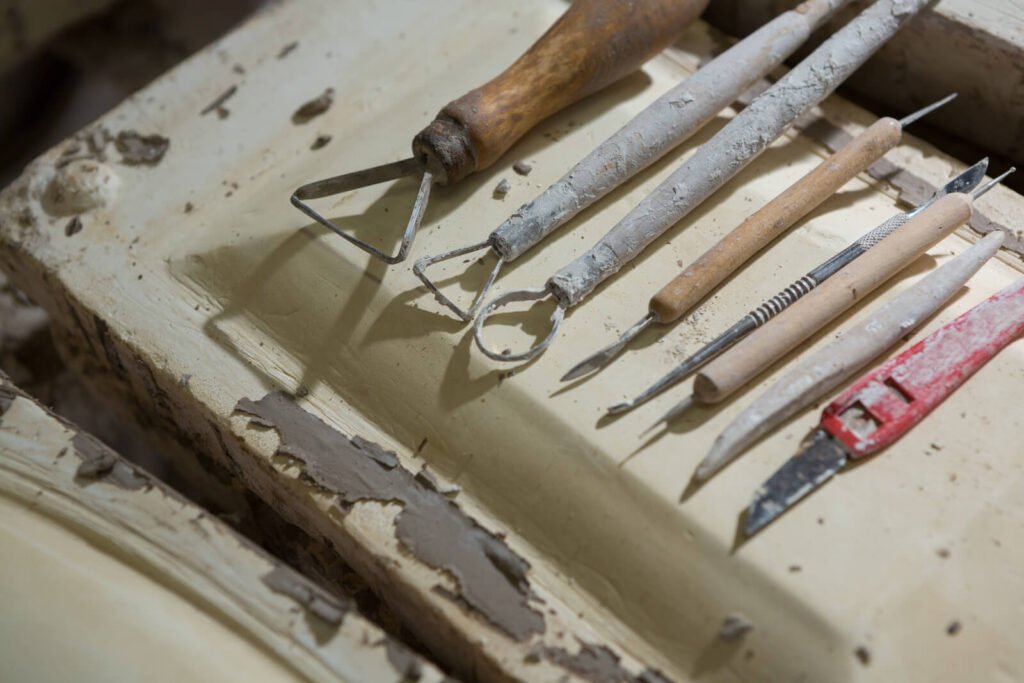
649 117 903 323
413 0 707 185
693 193 973 404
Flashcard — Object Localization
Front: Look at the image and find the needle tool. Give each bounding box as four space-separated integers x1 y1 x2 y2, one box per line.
473 0 929 362
564 93 957 380
746 272 1024 536
649 169 1014 456
413 0 850 320
610 160 991 415
707 230 1004 480
289 0 707 264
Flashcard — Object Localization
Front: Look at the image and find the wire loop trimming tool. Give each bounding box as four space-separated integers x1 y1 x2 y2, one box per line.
289 0 708 264
473 0 928 362
413 0 850 320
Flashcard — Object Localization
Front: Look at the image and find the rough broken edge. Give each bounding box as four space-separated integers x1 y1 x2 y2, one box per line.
0 375 446 683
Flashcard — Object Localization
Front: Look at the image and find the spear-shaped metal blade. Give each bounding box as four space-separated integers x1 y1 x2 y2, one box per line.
745 430 848 536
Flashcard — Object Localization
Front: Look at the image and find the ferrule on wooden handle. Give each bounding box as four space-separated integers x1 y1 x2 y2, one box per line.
649 117 902 323
693 192 974 405
411 0 708 185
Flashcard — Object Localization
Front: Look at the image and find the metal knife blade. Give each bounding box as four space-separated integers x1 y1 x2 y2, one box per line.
745 430 849 536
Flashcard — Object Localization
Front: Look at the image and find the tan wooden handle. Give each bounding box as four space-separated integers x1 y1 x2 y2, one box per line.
693 192 973 404
649 117 903 323
412 0 707 185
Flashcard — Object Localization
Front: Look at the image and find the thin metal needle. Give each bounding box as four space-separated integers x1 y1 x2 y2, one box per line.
971 167 1016 200
640 394 697 436
897 93 957 127
560 313 655 381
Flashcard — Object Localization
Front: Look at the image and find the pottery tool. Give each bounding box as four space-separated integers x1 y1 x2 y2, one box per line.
473 0 928 362
746 272 1024 536
609 160 991 415
289 0 708 264
650 170 1013 460
562 94 957 381
707 230 1004 479
414 0 850 320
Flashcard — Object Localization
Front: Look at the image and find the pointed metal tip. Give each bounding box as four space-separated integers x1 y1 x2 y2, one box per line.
640 394 696 434
972 167 1016 200
898 92 957 128
561 314 654 382
744 497 779 537
743 431 848 537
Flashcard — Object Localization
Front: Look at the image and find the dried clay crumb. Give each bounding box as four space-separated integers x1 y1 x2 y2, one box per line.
115 131 170 166
64 216 83 237
493 178 511 198
277 41 299 59
513 160 532 176
201 85 237 119
292 88 335 124
310 134 332 151
719 614 753 641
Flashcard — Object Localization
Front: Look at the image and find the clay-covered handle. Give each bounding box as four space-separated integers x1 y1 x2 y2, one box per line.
650 117 903 323
413 0 707 185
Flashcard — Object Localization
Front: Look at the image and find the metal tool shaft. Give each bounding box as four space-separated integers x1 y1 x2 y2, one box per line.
609 160 989 416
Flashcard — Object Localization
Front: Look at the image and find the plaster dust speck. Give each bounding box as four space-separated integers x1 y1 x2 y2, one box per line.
2 0 1024 681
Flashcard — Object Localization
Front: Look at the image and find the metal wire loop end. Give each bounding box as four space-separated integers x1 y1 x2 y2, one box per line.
290 157 432 264
473 287 566 363
413 240 505 323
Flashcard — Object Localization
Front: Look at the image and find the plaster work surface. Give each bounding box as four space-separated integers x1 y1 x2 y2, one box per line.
2 1 1024 681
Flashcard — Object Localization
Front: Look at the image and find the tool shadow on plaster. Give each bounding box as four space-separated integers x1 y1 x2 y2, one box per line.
434 302 554 411
176 227 446 399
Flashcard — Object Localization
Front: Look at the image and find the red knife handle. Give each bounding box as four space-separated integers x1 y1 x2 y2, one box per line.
821 276 1024 458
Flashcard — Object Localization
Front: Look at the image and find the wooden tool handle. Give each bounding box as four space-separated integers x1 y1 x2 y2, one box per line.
649 117 902 323
412 0 707 185
693 193 973 404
